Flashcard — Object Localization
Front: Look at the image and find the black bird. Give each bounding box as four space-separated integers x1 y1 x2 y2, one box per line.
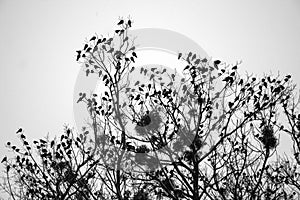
96 39 102 45
214 60 221 65
86 47 92 53
132 52 137 58
90 36 96 41
117 19 124 25
178 53 182 60
16 128 22 133
76 50 81 61
83 44 88 50
107 48 114 53
1 156 7 163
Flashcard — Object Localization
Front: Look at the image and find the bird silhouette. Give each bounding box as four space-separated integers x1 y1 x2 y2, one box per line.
96 39 102 45
178 53 182 60
90 36 96 41
86 47 92 53
16 128 22 133
117 19 124 25
107 48 114 53
76 54 80 61
83 44 88 50
132 52 137 58
1 156 7 163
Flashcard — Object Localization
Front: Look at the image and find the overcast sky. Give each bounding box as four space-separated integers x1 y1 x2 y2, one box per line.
0 0 299 160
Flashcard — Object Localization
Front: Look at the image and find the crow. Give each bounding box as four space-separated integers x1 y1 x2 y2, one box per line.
90 36 96 41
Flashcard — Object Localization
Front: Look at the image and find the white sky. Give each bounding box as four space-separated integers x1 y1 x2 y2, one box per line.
0 0 300 161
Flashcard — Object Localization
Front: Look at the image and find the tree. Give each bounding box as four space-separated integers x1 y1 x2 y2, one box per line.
2 18 300 200
0 126 104 199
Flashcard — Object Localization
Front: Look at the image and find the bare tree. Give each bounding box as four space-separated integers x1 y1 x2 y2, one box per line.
0 126 103 200
2 18 300 200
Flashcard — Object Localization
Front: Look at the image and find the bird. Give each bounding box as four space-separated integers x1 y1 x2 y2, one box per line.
16 128 22 134
90 36 96 41
76 54 81 61
1 156 7 163
178 53 182 60
107 48 114 53
96 39 102 45
86 47 92 53
83 44 88 50
117 19 124 25
132 52 137 58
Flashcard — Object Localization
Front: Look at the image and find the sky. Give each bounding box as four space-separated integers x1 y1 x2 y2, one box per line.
0 0 300 163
